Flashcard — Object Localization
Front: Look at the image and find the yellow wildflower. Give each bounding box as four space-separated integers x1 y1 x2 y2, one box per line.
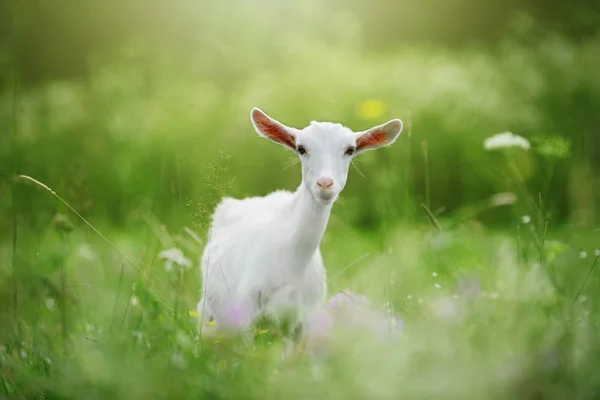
357 99 385 120
188 310 199 318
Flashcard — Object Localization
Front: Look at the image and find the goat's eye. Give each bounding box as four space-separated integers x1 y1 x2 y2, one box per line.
297 146 307 155
345 147 356 156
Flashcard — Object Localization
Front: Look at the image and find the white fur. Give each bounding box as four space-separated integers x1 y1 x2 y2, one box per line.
196 108 402 341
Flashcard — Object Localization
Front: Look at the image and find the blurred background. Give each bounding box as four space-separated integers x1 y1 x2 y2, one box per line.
1 0 600 236
2 2 600 398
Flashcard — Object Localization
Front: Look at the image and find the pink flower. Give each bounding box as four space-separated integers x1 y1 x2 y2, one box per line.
325 291 403 336
306 308 334 345
221 299 248 330
327 290 370 313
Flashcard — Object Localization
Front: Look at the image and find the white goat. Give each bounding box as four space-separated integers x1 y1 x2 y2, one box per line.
197 108 402 342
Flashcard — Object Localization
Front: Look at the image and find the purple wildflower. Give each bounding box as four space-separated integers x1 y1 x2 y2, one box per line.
221 299 248 330
382 316 404 337
306 307 334 347
320 290 404 338
457 276 480 298
327 289 370 313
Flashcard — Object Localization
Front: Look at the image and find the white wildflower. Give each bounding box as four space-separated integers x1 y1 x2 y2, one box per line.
484 132 530 151
159 248 192 272
132 331 144 343
176 331 193 350
85 323 95 334
77 243 96 262
130 296 140 307
490 192 517 206
521 215 531 224
170 351 187 370
580 250 588 259
432 272 438 277
45 298 55 310
434 283 442 289
430 296 462 324
595 249 600 257
132 331 152 349
406 295 413 300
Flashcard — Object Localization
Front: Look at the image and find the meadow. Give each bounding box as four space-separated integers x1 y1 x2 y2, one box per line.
1 8 600 399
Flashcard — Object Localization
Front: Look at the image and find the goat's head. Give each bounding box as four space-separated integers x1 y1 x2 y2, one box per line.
250 108 403 205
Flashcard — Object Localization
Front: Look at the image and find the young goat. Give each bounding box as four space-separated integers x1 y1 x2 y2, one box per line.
197 108 403 342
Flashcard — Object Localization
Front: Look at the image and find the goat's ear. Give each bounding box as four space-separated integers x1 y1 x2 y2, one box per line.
250 108 297 151
355 119 403 154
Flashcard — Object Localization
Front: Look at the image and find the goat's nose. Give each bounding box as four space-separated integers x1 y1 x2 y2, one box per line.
316 177 334 189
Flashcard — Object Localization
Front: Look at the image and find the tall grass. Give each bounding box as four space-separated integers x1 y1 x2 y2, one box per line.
10 69 19 330
1 191 598 398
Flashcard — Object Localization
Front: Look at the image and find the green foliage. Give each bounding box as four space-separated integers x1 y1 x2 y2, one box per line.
2 31 599 235
1 8 600 400
1 210 600 399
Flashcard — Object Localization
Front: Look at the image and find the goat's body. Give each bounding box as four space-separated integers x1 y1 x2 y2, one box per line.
196 107 402 345
197 186 328 337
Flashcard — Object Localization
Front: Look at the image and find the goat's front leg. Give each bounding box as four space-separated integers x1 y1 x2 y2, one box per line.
261 284 309 357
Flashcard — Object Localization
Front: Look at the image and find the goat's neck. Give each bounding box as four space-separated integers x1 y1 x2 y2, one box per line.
286 183 332 265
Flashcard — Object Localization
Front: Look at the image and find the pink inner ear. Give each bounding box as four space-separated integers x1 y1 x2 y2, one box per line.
356 129 388 150
253 111 295 149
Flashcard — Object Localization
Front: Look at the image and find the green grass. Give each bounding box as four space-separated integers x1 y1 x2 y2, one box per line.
1 171 599 399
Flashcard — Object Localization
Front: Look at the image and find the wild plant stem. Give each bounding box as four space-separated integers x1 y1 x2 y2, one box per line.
541 161 555 210
404 111 412 220
506 158 539 213
176 154 183 215
506 157 544 250
387 242 394 328
174 268 184 326
574 256 599 304
200 226 212 330
421 203 443 231
110 263 126 333
332 252 371 282
422 141 430 210
59 241 69 351
539 220 548 266
11 70 19 327
517 224 521 269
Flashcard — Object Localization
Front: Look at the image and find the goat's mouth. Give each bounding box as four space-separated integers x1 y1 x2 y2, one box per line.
317 192 338 203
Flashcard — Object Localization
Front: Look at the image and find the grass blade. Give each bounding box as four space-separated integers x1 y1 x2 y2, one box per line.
11 71 19 327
